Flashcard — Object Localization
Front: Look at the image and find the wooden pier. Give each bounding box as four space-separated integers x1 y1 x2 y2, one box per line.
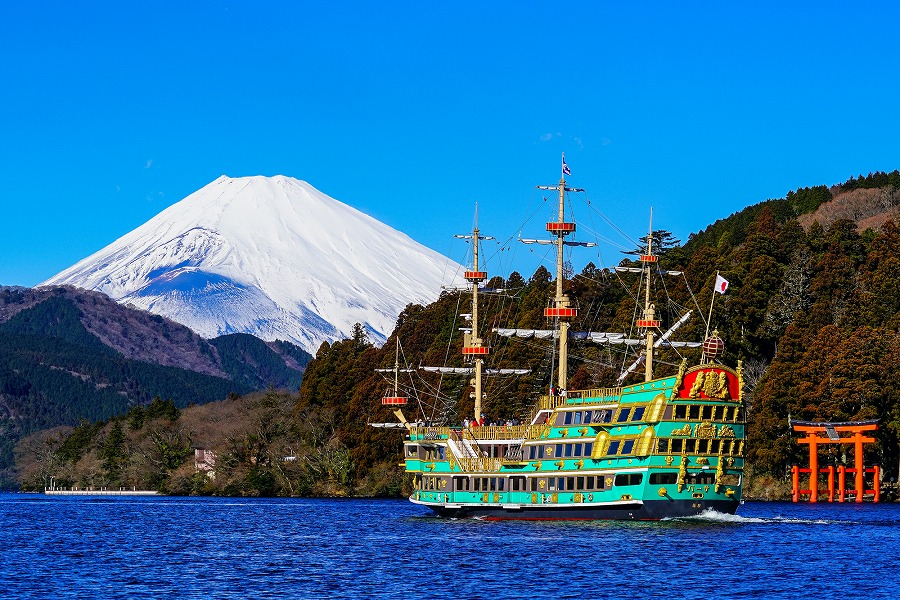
44 487 158 496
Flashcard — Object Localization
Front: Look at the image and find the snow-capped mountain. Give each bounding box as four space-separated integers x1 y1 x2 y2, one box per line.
42 175 464 353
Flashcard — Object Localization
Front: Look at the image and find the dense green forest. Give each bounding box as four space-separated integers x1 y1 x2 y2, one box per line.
14 171 900 497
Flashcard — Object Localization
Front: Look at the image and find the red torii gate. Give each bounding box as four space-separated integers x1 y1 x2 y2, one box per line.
790 420 880 503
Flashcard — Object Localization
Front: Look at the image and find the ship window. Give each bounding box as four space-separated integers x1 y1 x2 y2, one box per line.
567 477 575 491
511 477 525 491
710 440 721 454
595 410 612 424
584 442 593 456
573 412 583 424
657 439 670 453
616 408 631 423
649 473 677 484
583 410 593 423
688 405 701 420
687 473 716 485
548 478 557 491
685 439 697 453
701 405 713 420
498 478 506 491
587 476 595 490
673 405 687 419
670 439 683 453
555 444 564 458
621 440 635 455
576 476 585 490
697 440 709 454
663 406 673 420
564 412 573 425
631 407 646 421
574 444 582 457
614 473 643 486
407 446 418 457
565 444 574 457
607 441 621 455
530 478 539 491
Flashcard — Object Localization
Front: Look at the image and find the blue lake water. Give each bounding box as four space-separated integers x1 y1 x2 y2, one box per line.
1 493 897 599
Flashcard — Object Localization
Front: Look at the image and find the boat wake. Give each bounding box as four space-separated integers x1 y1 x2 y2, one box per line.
668 508 852 525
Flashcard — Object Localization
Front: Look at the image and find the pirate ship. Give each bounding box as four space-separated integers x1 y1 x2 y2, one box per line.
378 158 744 519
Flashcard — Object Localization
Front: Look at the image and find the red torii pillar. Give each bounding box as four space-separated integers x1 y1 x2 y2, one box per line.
791 421 879 503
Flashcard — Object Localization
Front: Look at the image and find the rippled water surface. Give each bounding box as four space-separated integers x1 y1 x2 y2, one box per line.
1 494 897 599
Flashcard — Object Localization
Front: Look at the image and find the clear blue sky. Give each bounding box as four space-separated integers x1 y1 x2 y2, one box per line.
2 2 898 287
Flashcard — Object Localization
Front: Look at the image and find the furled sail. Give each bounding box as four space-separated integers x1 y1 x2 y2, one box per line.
419 366 530 375
493 328 699 347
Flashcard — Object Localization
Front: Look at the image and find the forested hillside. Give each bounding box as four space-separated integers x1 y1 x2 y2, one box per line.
0 286 311 488
297 171 900 497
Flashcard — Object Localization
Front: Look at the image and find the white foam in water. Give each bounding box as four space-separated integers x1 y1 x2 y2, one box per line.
668 508 854 525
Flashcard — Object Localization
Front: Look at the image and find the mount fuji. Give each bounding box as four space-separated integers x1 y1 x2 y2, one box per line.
42 175 464 353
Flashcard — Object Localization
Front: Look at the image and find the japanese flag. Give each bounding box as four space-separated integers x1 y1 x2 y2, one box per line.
715 274 729 294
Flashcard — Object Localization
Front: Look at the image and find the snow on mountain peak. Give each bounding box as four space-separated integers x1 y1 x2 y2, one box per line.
42 175 464 353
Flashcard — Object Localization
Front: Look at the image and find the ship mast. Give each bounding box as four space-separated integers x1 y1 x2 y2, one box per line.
538 153 583 392
456 208 493 420
637 211 661 381
379 338 410 427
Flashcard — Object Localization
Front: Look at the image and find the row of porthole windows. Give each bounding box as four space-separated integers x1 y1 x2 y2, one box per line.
527 442 595 460
417 475 442 490
557 400 742 428
426 472 737 494
562 409 613 425
670 404 743 422
525 435 745 461
452 475 641 492
657 438 744 455
558 406 648 426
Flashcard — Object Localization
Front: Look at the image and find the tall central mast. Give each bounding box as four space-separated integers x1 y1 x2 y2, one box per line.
457 208 493 420
538 153 581 391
